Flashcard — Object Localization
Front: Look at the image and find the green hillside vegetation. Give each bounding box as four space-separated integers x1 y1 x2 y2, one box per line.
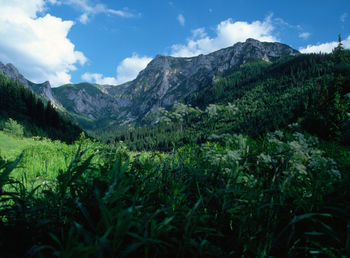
97 47 350 151
53 83 104 112
27 81 50 104
1 39 350 257
0 130 32 159
52 82 118 131
0 73 82 143
1 126 350 257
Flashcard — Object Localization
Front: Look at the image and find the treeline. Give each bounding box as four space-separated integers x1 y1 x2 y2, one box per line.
96 48 350 151
0 73 82 143
189 53 334 107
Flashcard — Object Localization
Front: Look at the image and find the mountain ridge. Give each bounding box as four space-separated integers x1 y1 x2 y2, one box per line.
0 38 300 130
0 61 59 106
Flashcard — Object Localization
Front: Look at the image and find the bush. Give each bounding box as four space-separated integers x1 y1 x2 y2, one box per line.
3 118 24 138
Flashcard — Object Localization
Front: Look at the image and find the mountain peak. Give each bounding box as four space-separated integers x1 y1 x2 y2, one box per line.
0 61 60 106
245 38 260 43
0 61 29 88
100 39 300 124
1 39 301 129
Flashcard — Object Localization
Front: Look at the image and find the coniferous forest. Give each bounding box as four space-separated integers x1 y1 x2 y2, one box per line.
0 73 82 143
1 40 350 257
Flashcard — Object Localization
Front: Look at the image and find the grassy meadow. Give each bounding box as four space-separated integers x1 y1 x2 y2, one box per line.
1 47 350 257
1 126 350 257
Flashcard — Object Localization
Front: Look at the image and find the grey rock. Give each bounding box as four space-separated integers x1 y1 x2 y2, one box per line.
101 38 299 124
0 61 30 88
0 61 59 106
1 39 300 130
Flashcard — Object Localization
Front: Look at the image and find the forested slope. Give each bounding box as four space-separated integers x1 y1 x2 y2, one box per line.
96 49 350 151
0 73 82 143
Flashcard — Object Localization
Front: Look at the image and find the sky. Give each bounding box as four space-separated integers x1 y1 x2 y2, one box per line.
0 0 349 87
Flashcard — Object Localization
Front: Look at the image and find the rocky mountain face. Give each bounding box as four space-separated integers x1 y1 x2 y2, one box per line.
100 38 299 124
29 81 60 107
0 61 59 106
0 61 30 88
52 83 121 121
1 39 300 129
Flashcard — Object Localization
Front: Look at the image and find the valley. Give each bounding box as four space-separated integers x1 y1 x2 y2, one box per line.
1 38 350 257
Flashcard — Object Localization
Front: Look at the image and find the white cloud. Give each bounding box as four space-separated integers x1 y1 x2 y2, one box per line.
47 0 60 4
82 73 118 85
0 0 45 18
299 32 311 40
82 54 152 85
0 0 87 86
64 0 136 24
341 13 347 23
79 12 89 24
116 54 152 84
170 15 277 57
108 9 135 18
177 14 185 26
299 35 350 53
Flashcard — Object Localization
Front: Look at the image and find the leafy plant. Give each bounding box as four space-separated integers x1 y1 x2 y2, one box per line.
3 118 24 138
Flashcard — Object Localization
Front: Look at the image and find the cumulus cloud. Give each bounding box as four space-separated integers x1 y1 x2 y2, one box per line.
299 35 350 53
177 14 185 26
82 54 152 85
0 0 87 86
63 0 136 24
82 73 118 85
299 32 311 40
116 54 152 84
170 15 277 57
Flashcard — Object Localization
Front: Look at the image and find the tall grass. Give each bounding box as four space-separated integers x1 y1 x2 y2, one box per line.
0 127 349 257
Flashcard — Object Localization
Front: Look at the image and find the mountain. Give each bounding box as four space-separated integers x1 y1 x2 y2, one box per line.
0 61 59 106
0 72 83 143
0 62 30 88
0 39 300 131
53 39 299 129
52 83 122 130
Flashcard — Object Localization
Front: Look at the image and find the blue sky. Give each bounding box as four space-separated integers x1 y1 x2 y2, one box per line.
0 0 349 87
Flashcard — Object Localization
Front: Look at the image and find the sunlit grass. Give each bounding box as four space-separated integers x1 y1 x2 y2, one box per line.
1 127 349 257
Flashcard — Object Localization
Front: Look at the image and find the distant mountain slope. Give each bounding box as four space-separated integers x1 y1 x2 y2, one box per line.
0 72 82 143
0 39 300 131
98 51 347 151
0 61 59 106
53 39 299 130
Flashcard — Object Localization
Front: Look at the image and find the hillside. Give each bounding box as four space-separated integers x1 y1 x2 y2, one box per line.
1 39 350 257
0 72 82 143
0 39 300 132
0 61 59 106
48 39 299 130
96 49 350 151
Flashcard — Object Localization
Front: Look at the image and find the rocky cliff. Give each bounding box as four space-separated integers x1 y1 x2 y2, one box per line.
0 61 30 88
0 61 59 106
1 39 300 129
99 38 300 123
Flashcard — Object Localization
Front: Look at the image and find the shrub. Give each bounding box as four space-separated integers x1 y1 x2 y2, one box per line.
3 118 24 138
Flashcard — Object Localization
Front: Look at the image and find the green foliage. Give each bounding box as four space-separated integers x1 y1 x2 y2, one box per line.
0 72 83 143
96 49 350 151
3 118 24 138
304 37 350 139
0 128 349 257
1 37 350 257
